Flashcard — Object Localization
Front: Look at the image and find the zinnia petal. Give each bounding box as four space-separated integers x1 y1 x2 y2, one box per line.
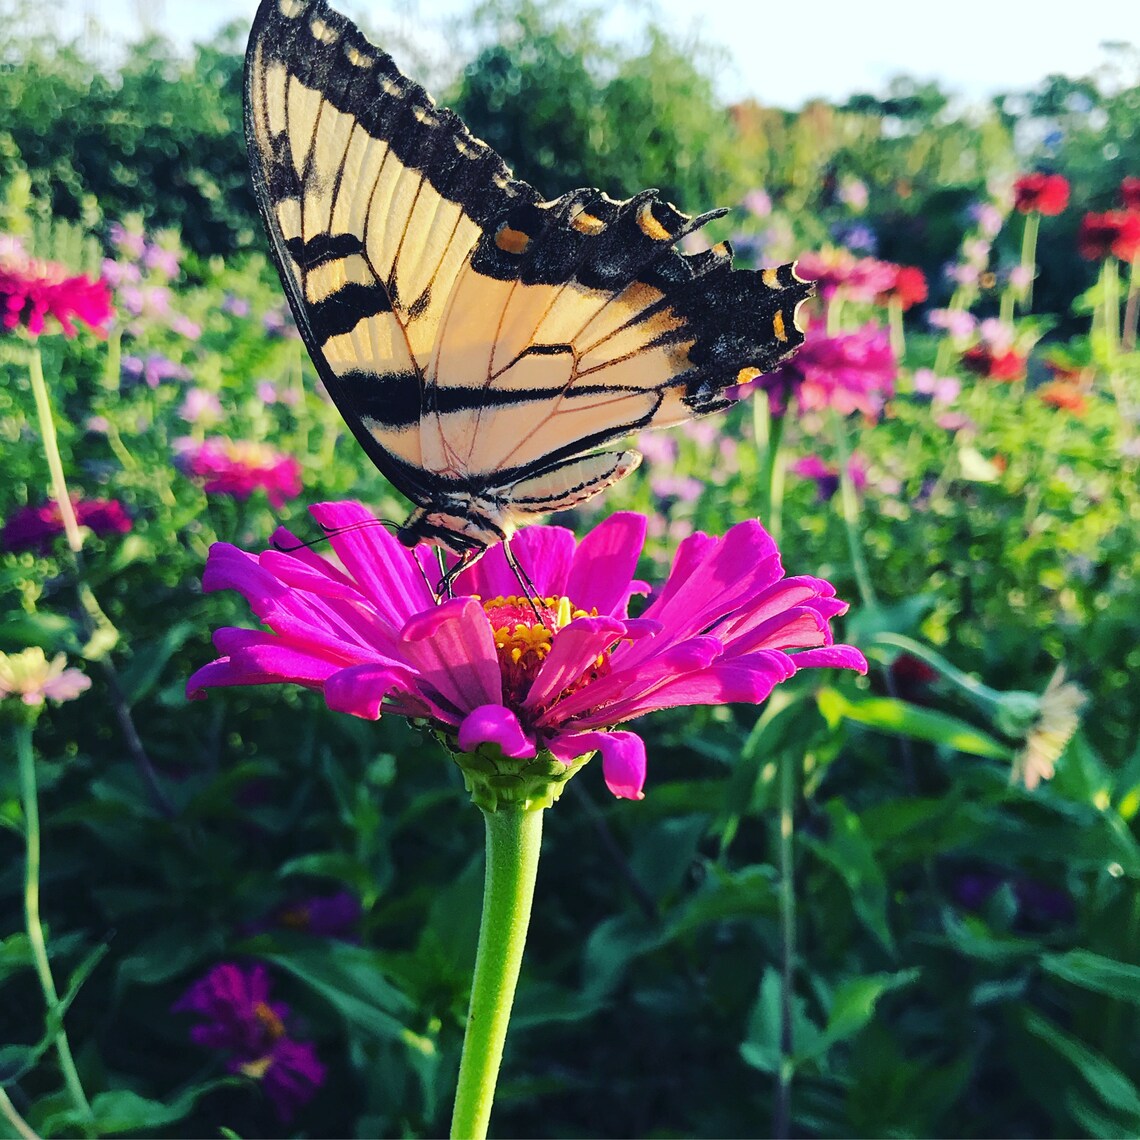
458 704 536 759
548 730 646 800
565 512 648 617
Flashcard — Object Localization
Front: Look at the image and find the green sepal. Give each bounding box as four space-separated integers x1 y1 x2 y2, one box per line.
440 734 594 812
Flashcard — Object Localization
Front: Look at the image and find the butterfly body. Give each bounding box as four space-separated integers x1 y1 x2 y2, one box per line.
244 0 812 560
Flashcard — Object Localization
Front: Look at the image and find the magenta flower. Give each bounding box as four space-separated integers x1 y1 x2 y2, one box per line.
790 454 868 502
738 323 896 421
174 437 303 507
188 505 865 801
796 248 898 305
0 243 114 339
2 498 132 554
174 963 324 1122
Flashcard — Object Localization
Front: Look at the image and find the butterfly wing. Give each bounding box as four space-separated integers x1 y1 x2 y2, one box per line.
245 0 812 552
244 0 540 507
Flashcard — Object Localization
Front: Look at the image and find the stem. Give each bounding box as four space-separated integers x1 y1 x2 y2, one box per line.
17 720 96 1136
754 396 786 544
1123 255 1139 353
829 409 878 610
1102 258 1121 364
450 806 545 1140
27 345 82 553
0 1088 39 1140
887 298 905 362
772 750 798 1140
1018 211 1040 313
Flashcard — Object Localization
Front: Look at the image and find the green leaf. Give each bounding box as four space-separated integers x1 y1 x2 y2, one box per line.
817 687 1013 759
804 970 920 1062
42 1082 231 1136
1022 1010 1140 1122
117 620 196 705
1041 949 1140 1006
804 801 895 954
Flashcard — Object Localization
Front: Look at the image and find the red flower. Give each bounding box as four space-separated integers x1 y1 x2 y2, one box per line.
174 437 303 507
1038 379 1087 416
0 242 114 338
1 497 132 554
960 345 1027 382
1013 173 1070 216
1121 177 1140 211
1077 211 1140 261
877 264 928 310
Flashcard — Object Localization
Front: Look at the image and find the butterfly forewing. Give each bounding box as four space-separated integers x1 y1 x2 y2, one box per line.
244 0 812 554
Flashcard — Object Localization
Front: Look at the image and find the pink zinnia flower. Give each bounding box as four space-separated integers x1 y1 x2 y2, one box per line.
0 243 113 339
174 963 324 1122
1013 173 1070 216
2 497 132 554
790 454 868 502
187 505 866 801
877 265 928 310
174 437 303 507
795 249 898 305
740 323 896 420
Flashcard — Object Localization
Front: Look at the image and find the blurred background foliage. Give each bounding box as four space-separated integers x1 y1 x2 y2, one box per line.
2 1 1140 1137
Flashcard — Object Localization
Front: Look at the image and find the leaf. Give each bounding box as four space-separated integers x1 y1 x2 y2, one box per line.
798 970 920 1065
739 965 822 1075
804 801 895 954
817 687 1013 759
1041 949 1140 1006
1022 1010 1140 1122
117 620 196 705
42 1082 232 1136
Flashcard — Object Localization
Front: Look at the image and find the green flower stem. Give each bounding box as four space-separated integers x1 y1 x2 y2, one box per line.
1018 210 1040 313
753 395 786 545
1101 258 1121 364
887 297 905 362
450 805 545 1140
772 749 798 1140
829 409 878 610
1123 255 1139 353
17 720 96 1136
0 1087 38 1140
27 345 82 553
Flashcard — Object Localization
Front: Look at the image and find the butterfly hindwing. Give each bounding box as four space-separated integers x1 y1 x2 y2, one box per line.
244 0 812 555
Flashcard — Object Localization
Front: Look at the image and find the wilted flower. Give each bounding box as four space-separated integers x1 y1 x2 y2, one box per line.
174 963 324 1122
188 505 867 803
790 453 867 502
2 498 132 554
1013 173 1070 216
1010 668 1087 790
1077 211 1140 262
0 648 91 707
741 323 896 420
174 437 303 507
0 243 113 338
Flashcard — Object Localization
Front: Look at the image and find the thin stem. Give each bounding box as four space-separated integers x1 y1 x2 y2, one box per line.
450 805 545 1140
772 749 798 1140
754 395 786 544
887 298 905 362
829 409 878 610
1018 210 1040 313
27 345 82 553
0 1088 39 1140
1123 255 1139 353
1102 258 1121 365
17 720 96 1136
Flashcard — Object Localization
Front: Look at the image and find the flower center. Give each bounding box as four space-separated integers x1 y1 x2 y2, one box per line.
253 1000 286 1043
480 594 601 704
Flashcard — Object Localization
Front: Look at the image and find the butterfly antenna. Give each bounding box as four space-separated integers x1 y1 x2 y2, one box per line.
503 538 544 622
270 516 401 553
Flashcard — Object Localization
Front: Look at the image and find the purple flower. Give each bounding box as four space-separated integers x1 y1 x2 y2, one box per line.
169 314 202 341
739 323 896 421
2 498 132 554
790 454 868 502
108 222 146 261
837 177 869 211
634 431 678 467
912 369 961 404
101 259 142 289
174 963 324 1122
742 188 772 218
969 202 1005 239
143 244 181 279
263 306 300 340
223 293 252 317
121 353 190 389
927 308 977 343
188 506 867 801
651 474 704 504
180 388 225 427
271 891 362 940
119 285 171 321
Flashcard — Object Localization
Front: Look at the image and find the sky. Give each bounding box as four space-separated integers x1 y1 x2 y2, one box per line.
47 0 1140 110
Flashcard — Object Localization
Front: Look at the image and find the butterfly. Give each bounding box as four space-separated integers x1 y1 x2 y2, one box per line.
244 0 811 569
